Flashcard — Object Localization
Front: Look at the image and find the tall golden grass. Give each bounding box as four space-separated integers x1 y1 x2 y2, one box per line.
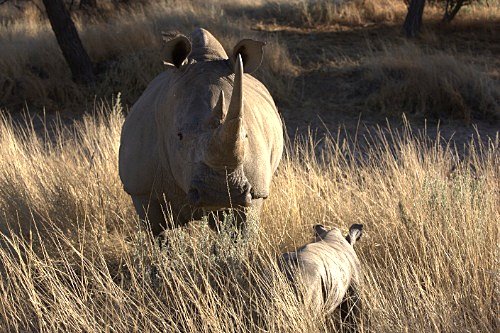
0 99 497 332
0 1 498 330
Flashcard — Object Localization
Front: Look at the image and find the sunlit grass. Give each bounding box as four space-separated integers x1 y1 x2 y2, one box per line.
0 101 497 332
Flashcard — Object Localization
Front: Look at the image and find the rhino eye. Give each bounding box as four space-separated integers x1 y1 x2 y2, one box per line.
177 132 183 140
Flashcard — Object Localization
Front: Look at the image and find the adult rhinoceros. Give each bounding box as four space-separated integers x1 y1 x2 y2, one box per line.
119 28 284 236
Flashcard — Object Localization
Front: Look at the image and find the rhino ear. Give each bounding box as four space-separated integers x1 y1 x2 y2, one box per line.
231 39 265 74
163 34 192 68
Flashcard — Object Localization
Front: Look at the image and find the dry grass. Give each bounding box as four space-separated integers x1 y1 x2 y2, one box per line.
361 44 500 122
294 0 407 27
0 3 498 329
1 0 498 118
0 100 498 332
0 0 299 110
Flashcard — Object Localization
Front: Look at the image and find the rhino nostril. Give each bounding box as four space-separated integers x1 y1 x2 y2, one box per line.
243 192 252 206
249 187 268 200
240 183 252 206
188 188 201 206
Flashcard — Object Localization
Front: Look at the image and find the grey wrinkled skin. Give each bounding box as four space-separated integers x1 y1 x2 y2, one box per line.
280 224 363 331
119 28 284 236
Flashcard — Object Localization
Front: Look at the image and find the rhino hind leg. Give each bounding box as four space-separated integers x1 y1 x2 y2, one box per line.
132 195 167 237
339 286 362 333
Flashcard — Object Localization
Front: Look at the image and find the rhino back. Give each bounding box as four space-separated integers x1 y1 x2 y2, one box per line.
323 232 362 283
320 236 362 312
119 70 173 195
289 238 361 315
284 245 327 313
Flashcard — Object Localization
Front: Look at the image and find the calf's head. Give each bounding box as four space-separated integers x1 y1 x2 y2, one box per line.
313 224 364 246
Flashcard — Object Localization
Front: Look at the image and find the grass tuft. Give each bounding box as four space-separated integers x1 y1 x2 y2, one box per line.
361 44 500 122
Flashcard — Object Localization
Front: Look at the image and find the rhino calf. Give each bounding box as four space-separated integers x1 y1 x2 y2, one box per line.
280 224 363 331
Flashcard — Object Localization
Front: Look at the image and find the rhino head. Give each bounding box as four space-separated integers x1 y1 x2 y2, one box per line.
157 29 269 211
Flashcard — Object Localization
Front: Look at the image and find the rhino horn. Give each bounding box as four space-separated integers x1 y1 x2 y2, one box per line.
205 91 226 128
226 53 244 123
205 54 245 169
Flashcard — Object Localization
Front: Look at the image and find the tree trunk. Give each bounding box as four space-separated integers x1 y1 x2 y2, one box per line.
442 0 464 23
403 0 426 38
42 0 95 85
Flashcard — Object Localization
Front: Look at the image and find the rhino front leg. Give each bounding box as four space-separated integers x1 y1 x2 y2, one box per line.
132 195 166 237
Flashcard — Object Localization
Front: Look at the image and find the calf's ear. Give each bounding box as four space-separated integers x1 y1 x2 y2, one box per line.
231 39 265 74
346 224 363 245
313 224 328 239
163 34 192 68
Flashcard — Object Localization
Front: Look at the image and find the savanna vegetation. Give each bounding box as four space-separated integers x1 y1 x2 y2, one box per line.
0 0 498 332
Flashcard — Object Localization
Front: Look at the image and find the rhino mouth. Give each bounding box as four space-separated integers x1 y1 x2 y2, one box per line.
187 163 253 209
187 182 252 209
